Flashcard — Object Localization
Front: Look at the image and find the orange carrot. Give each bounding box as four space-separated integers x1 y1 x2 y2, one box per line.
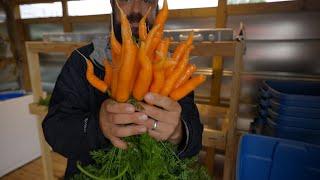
174 64 197 89
110 17 121 57
172 32 194 62
139 7 151 41
165 32 194 77
160 46 193 96
145 24 160 54
86 60 108 93
150 69 165 94
154 38 170 63
103 59 113 87
154 0 168 32
147 31 162 60
110 16 122 98
169 75 206 101
130 45 140 93
133 42 153 101
115 2 137 102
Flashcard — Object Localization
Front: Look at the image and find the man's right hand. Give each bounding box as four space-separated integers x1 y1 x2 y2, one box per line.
99 99 148 149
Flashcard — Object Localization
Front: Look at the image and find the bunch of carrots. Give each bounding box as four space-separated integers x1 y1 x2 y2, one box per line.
86 0 206 103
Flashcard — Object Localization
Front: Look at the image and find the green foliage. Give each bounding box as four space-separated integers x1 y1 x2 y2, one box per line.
72 134 211 180
38 94 51 106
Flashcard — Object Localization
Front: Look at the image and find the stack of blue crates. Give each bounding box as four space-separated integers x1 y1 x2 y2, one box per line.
236 134 320 180
253 80 320 145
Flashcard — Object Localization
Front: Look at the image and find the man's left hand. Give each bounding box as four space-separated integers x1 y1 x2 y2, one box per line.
140 92 183 145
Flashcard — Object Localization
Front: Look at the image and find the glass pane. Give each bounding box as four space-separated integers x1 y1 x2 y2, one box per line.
28 24 64 40
19 2 62 19
228 0 293 4
159 0 218 9
68 0 111 16
73 22 109 34
39 52 67 92
0 10 6 23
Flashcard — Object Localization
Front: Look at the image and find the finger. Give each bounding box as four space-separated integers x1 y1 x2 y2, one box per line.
109 136 128 149
111 124 147 138
144 92 181 112
143 118 167 133
111 112 148 125
105 99 135 113
148 129 164 141
140 102 167 122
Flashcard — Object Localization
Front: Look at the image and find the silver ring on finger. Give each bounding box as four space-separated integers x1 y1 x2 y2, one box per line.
152 120 158 130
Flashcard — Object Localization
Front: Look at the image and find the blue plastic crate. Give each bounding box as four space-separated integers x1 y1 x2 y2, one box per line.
259 98 270 109
270 99 320 119
259 87 271 99
258 106 269 118
261 80 320 108
236 134 320 180
265 119 320 145
268 108 320 130
0 90 25 101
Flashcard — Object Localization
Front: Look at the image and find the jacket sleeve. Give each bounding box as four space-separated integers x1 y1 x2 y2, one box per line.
42 50 109 160
177 91 203 158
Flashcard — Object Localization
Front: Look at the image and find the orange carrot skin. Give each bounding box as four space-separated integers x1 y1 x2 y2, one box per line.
174 64 197 89
150 69 165 94
111 67 119 99
145 25 160 53
170 75 206 101
111 28 121 56
139 7 151 41
115 4 137 102
86 60 108 93
103 59 113 87
154 0 168 32
163 59 177 69
116 41 137 102
172 32 194 62
160 47 192 96
130 45 140 93
165 33 193 77
154 38 170 63
165 43 186 77
133 42 153 101
147 32 162 60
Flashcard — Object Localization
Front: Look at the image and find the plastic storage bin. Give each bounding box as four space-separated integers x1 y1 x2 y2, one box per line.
264 119 320 145
268 109 320 130
261 80 320 108
269 99 320 118
236 134 320 180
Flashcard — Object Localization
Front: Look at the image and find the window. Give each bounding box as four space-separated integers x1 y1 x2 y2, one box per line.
68 0 111 16
158 0 218 9
19 2 62 19
228 0 293 4
0 10 6 23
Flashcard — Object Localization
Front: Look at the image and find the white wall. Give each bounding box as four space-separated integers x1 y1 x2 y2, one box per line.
0 95 41 177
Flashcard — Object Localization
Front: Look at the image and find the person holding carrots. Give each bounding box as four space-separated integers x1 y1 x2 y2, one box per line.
42 0 203 179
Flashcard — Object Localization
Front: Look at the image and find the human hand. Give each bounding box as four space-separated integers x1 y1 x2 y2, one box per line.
141 93 183 144
99 99 148 149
